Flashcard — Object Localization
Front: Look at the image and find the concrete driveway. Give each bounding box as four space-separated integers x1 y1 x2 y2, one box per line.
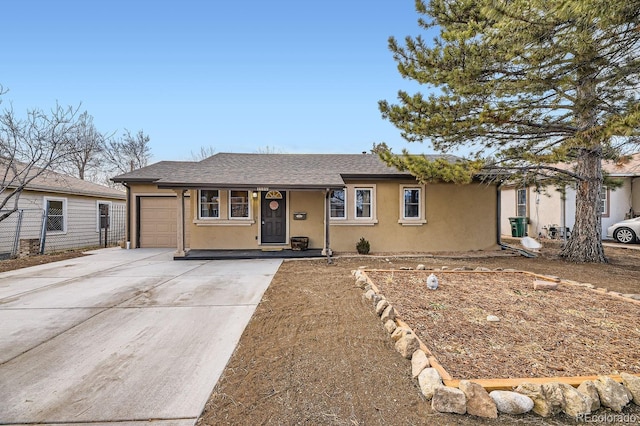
0 248 282 425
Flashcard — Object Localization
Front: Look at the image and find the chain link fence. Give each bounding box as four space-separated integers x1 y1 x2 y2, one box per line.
0 209 46 260
0 203 126 259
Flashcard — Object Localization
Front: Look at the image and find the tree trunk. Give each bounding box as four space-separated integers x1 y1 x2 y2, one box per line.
559 149 607 263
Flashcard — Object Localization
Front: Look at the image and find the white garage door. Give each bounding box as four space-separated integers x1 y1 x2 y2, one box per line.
139 197 191 248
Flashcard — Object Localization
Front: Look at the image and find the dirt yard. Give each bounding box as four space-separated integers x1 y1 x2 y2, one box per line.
368 270 640 380
2 244 638 425
197 243 640 425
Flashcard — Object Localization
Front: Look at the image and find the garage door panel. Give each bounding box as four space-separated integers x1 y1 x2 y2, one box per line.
139 197 190 248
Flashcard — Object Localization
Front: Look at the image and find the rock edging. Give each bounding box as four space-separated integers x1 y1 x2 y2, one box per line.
351 267 640 420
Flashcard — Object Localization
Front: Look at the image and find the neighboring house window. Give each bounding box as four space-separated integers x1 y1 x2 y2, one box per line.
330 189 346 219
45 197 66 233
355 188 373 219
599 186 609 217
403 188 421 219
516 188 527 217
199 190 220 219
229 190 249 218
97 202 111 231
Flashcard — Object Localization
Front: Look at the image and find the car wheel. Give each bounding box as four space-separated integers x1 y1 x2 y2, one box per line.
613 227 637 244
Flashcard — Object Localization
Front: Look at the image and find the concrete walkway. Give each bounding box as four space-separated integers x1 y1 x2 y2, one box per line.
0 248 282 425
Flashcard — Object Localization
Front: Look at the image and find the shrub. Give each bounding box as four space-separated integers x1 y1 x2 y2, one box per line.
356 237 370 254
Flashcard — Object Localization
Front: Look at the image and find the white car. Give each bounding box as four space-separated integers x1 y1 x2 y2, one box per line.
607 217 640 244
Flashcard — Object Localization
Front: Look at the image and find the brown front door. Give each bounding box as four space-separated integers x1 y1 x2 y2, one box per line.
261 192 286 243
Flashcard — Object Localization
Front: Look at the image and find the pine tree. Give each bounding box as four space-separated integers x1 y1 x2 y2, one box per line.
378 0 640 263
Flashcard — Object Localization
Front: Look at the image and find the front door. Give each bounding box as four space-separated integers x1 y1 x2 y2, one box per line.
261 191 286 243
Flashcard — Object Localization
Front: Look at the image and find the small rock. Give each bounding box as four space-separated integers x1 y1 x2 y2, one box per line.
577 380 601 412
494 267 503 271
594 376 630 412
391 326 412 342
416 264 426 270
515 382 563 417
595 287 608 293
432 386 467 414
395 334 420 359
486 315 500 322
543 275 561 282
533 280 558 290
441 266 449 270
399 266 412 270
489 390 534 414
411 350 430 378
558 383 591 417
459 380 497 419
426 273 439 290
418 368 443 400
363 289 375 301
475 267 491 271
372 293 384 306
621 373 640 405
624 294 640 301
503 268 517 272
383 319 397 333
381 305 396 323
355 276 367 289
375 299 389 316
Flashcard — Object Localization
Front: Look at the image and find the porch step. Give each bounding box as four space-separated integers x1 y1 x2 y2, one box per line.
260 247 284 252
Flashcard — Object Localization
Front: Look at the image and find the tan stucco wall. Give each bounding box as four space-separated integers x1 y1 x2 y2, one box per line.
329 181 497 252
128 182 498 252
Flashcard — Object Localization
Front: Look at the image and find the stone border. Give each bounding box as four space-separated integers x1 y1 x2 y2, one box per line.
352 267 640 419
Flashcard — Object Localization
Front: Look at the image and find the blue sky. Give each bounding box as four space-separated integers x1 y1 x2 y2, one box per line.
2 0 435 162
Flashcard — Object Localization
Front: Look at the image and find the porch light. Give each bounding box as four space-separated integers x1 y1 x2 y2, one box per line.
252 191 258 199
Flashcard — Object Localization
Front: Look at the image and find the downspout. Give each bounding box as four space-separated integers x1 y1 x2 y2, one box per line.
325 189 332 264
123 182 131 245
496 181 502 246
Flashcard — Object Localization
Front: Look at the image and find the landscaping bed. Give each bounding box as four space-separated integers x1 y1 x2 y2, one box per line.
366 270 640 381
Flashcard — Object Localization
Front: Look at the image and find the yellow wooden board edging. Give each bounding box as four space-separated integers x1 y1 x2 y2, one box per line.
444 373 640 392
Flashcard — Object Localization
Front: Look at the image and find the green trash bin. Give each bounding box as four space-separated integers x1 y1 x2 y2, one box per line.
509 217 527 237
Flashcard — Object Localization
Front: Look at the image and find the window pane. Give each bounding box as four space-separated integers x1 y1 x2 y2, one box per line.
404 189 420 218
46 200 64 232
200 190 219 218
330 189 345 218
599 186 608 215
230 190 249 218
356 189 372 218
516 189 527 217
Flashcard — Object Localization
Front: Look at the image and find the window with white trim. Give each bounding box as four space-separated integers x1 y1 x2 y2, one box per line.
45 197 66 233
199 190 220 219
229 190 249 218
355 188 372 219
599 185 609 217
330 189 346 219
403 188 421 219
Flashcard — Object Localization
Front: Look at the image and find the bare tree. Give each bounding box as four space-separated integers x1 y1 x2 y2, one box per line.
255 145 284 154
103 129 152 174
0 103 79 223
59 111 107 181
189 145 216 161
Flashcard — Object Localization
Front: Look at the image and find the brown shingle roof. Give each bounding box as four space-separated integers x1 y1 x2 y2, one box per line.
113 153 456 189
2 161 125 200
